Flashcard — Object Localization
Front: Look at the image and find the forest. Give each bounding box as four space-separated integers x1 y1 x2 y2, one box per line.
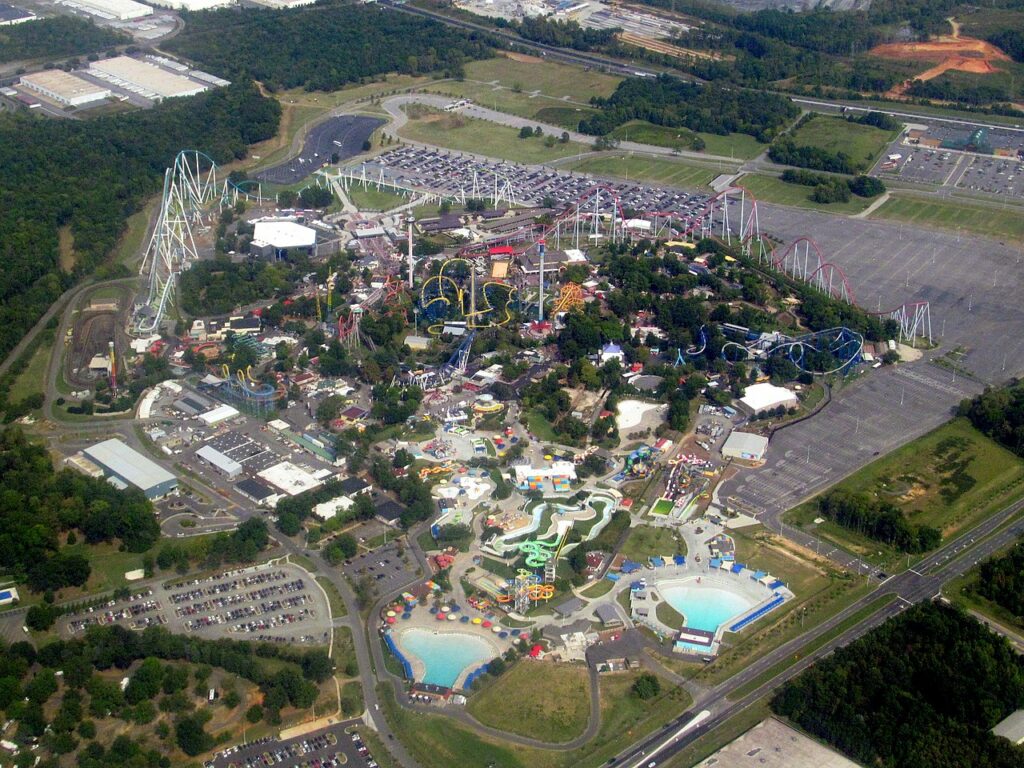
179 254 310 315
972 539 1024 620
0 81 279 363
0 624 332 761
772 602 1024 768
164 2 494 91
0 428 160 592
0 16 127 64
959 381 1024 456
817 487 941 552
580 75 798 141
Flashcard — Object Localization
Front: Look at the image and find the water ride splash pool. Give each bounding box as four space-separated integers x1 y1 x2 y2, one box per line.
660 583 758 635
396 628 495 688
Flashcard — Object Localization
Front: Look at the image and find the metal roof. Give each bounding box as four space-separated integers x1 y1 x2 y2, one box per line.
196 445 243 476
84 439 176 492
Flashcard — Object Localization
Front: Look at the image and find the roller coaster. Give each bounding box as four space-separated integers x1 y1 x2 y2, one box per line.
419 258 517 333
721 326 865 375
213 364 279 416
135 150 263 334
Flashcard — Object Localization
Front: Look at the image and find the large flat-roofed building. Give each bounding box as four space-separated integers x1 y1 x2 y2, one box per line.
150 0 233 8
739 382 799 416
20 70 110 107
83 438 178 499
697 718 858 768
59 0 152 19
0 3 35 24
993 709 1024 745
251 221 317 260
195 445 242 480
89 56 207 101
721 431 769 462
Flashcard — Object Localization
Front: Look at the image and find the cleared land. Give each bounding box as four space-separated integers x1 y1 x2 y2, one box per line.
738 174 874 215
398 109 587 165
463 56 621 102
347 185 408 211
870 194 1024 243
561 154 723 190
788 115 896 172
786 418 1024 568
609 120 766 160
6 337 50 404
467 662 591 742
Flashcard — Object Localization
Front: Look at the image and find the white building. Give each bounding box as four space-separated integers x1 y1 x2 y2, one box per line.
721 432 769 462
20 70 110 107
58 0 152 20
251 220 317 260
599 343 625 365
149 0 233 8
259 461 322 497
198 404 240 426
739 382 798 415
312 496 354 521
89 56 207 101
195 445 242 479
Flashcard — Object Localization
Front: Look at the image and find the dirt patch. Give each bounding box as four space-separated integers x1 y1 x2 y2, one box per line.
764 533 830 577
869 34 1011 97
618 31 729 61
58 225 76 272
501 50 543 64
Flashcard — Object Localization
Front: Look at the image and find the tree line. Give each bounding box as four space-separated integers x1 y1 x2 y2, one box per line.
0 16 127 64
0 428 160 593
959 381 1024 457
164 1 494 91
817 487 941 552
0 80 279 363
579 74 798 142
972 538 1024 621
772 601 1024 767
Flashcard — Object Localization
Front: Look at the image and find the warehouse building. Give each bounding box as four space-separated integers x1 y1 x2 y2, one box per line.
20 70 110 107
721 432 769 463
0 3 35 24
58 0 152 20
738 382 799 416
83 439 178 499
149 0 233 8
89 56 207 101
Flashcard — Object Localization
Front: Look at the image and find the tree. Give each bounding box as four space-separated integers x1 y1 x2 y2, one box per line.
246 704 263 723
25 604 57 631
632 673 661 699
519 125 534 139
300 650 334 683
175 712 214 757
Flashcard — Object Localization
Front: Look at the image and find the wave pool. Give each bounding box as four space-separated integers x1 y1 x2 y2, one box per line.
396 628 495 688
661 583 758 634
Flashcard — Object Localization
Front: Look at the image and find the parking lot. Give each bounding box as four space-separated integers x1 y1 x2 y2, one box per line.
256 115 385 185
347 145 711 214
952 154 1024 199
340 542 421 598
209 720 377 768
60 564 332 645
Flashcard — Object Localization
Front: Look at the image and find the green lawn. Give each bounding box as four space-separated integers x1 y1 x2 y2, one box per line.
580 578 614 598
870 195 1024 244
786 418 1024 569
347 184 408 211
655 598 684 629
620 526 684 561
650 498 674 516
738 173 874 215
788 115 896 172
525 409 559 442
398 108 588 164
562 154 726 189
425 80 597 129
609 120 766 160
467 662 591 743
315 576 348 619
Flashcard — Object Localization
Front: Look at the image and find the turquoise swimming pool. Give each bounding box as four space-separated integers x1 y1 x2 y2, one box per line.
661 583 757 634
397 628 495 688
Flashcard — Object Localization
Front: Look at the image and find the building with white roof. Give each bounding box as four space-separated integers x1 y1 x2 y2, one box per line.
58 0 152 20
199 404 239 426
251 221 317 260
313 496 354 521
20 70 110 107
89 56 207 101
150 0 233 8
738 382 798 415
259 461 322 497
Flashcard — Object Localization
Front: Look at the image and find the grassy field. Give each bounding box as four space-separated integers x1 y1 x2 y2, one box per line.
650 498 674 516
464 56 621 102
6 337 51 404
786 419 1024 568
561 154 726 189
788 115 896 172
620 526 684 561
398 107 588 164
870 194 1024 244
467 662 591 742
525 409 559 442
315 576 348 619
609 120 766 160
347 184 409 212
425 81 598 129
655 598 685 628
738 173 874 215
580 578 615 598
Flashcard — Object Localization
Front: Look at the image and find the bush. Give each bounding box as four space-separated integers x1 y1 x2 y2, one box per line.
245 704 264 723
632 673 661 699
